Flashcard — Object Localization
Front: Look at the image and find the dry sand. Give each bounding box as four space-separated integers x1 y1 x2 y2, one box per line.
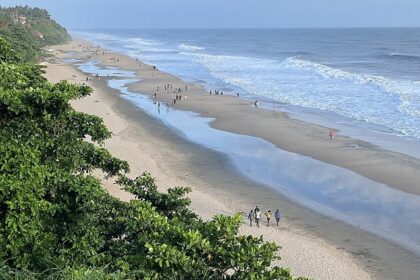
43 40 420 279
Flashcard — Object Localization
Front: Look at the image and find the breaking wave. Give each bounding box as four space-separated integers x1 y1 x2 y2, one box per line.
178 43 205 51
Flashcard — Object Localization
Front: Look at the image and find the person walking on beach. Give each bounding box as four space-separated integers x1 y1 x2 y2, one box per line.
275 209 281 226
254 206 261 227
255 210 261 227
265 210 272 226
329 129 335 140
255 100 259 108
248 210 254 227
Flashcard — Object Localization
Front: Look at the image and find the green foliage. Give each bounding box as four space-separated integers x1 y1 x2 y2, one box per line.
0 6 51 20
119 172 197 221
0 37 21 63
0 5 71 62
30 20 71 45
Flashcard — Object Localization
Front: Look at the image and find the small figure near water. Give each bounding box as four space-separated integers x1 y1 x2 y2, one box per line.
275 209 281 226
329 129 335 140
248 210 254 227
254 206 261 227
255 100 259 108
265 210 272 226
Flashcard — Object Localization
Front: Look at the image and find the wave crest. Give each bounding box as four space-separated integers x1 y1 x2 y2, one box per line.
178 43 205 51
388 53 420 60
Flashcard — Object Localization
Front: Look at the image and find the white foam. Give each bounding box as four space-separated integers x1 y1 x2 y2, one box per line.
388 52 420 59
283 57 420 118
184 52 420 138
178 43 205 51
127 37 162 46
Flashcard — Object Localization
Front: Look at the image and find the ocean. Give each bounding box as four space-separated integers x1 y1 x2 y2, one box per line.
73 28 420 146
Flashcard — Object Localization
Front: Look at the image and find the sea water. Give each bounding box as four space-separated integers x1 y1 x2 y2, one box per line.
73 28 420 158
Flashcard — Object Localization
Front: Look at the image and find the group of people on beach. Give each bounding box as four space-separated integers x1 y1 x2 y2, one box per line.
247 206 280 227
152 84 189 106
209 90 224 95
163 83 188 94
209 90 242 100
173 94 185 104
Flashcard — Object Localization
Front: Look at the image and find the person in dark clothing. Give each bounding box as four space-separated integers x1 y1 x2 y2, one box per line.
248 210 254 227
275 209 281 226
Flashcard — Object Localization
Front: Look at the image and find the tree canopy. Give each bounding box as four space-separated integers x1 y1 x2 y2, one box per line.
0 5 71 62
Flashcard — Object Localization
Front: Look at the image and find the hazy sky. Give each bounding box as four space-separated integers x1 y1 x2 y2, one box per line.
2 0 420 29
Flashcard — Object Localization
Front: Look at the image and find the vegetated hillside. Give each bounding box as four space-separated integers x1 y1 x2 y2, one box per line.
0 5 71 62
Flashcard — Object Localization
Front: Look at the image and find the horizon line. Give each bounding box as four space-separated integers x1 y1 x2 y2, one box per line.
69 26 420 30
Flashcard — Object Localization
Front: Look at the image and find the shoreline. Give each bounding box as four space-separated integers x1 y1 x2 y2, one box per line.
74 39 420 196
45 40 420 279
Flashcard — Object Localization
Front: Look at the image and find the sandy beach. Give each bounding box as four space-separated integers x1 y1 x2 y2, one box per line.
44 40 420 280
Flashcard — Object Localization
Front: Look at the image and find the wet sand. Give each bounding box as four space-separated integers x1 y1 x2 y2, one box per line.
44 40 420 279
